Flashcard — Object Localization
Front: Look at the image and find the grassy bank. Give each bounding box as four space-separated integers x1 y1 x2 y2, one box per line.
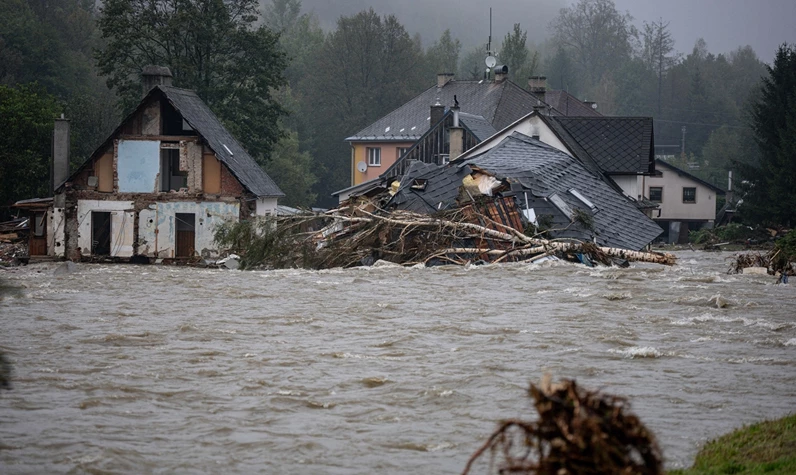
671 414 796 474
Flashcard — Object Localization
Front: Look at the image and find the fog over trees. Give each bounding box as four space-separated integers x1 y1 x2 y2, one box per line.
0 0 793 224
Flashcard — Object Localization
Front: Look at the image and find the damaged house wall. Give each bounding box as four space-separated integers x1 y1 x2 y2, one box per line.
52 75 283 261
138 201 239 258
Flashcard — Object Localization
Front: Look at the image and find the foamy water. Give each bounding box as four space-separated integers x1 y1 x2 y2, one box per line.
1 251 794 474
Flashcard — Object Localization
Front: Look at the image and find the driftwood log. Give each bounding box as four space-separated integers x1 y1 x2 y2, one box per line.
320 208 676 267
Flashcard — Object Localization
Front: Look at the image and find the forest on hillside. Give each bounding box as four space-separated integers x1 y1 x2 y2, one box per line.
1 0 793 225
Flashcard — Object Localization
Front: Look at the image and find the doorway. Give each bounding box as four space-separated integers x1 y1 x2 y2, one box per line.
175 213 195 257
92 211 112 255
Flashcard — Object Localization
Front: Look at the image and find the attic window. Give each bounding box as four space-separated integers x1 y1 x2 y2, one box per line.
548 193 573 220
569 188 597 211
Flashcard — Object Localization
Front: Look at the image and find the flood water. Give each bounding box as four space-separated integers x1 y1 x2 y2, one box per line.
1 251 794 474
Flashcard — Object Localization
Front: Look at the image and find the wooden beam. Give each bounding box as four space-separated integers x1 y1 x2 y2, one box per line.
118 135 200 142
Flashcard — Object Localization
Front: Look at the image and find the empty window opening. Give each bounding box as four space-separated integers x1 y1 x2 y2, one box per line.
175 213 195 258
92 211 112 256
161 148 187 191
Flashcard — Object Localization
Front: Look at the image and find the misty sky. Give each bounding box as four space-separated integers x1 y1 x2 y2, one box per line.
612 0 796 62
301 0 796 62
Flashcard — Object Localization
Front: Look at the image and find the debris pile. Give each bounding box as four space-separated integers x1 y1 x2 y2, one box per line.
462 376 663 475
728 228 796 279
215 198 676 270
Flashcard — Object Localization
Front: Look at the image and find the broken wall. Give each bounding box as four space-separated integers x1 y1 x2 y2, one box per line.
138 201 240 258
76 200 136 257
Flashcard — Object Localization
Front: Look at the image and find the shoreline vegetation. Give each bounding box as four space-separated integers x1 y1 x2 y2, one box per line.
669 414 796 475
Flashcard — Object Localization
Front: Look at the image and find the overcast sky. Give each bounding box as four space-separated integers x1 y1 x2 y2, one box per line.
301 0 796 62
611 0 796 62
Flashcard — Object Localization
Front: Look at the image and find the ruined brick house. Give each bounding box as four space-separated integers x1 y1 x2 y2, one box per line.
44 66 283 261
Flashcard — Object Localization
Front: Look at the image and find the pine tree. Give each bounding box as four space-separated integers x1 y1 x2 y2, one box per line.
740 44 796 226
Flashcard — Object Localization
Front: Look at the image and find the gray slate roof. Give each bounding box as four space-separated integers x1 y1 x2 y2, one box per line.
159 86 284 197
63 85 283 198
459 113 497 141
538 90 602 117
391 133 662 250
550 117 654 175
346 79 548 142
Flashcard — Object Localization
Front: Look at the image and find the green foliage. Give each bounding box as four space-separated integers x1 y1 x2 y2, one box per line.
458 44 488 80
264 131 317 207
426 29 461 77
213 218 319 269
302 9 426 206
95 0 287 161
0 83 61 218
773 229 796 263
549 0 637 88
688 223 769 245
670 414 796 475
739 44 796 226
499 23 529 79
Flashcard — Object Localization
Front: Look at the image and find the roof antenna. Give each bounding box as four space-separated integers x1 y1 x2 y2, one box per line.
484 8 497 80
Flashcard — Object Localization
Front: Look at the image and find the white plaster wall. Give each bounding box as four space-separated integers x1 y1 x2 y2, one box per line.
138 201 240 258
459 115 574 160
77 200 135 257
256 197 278 216
647 169 716 221
48 207 65 257
611 175 641 200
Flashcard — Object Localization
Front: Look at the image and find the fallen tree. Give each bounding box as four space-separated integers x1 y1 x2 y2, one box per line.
214 202 676 270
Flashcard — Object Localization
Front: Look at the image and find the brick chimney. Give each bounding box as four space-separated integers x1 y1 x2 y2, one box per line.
142 65 173 96
52 114 70 194
430 99 445 128
528 76 547 97
494 64 509 83
437 72 454 88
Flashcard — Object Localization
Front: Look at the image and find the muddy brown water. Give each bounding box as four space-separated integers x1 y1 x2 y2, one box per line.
1 251 794 474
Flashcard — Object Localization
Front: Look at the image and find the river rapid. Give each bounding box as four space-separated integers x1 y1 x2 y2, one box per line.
1 251 794 474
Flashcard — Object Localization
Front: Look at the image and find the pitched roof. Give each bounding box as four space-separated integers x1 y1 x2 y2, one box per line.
393 133 662 250
550 117 655 175
655 159 726 194
346 79 548 142
538 90 602 117
459 113 497 141
62 86 283 198
464 133 662 249
158 86 283 197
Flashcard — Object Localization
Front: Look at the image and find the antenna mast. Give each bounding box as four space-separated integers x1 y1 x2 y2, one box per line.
484 8 497 80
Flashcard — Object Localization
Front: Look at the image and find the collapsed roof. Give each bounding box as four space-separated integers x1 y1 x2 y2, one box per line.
389 133 662 251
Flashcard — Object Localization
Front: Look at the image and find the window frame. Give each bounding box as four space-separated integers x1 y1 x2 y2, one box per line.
367 147 381 167
649 186 663 203
682 187 697 204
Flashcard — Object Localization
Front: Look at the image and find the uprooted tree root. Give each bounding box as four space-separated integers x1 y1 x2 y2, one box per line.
462 376 663 475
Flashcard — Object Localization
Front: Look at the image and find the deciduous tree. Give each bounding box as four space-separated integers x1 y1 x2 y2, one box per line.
95 0 287 161
0 84 61 218
549 0 637 87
